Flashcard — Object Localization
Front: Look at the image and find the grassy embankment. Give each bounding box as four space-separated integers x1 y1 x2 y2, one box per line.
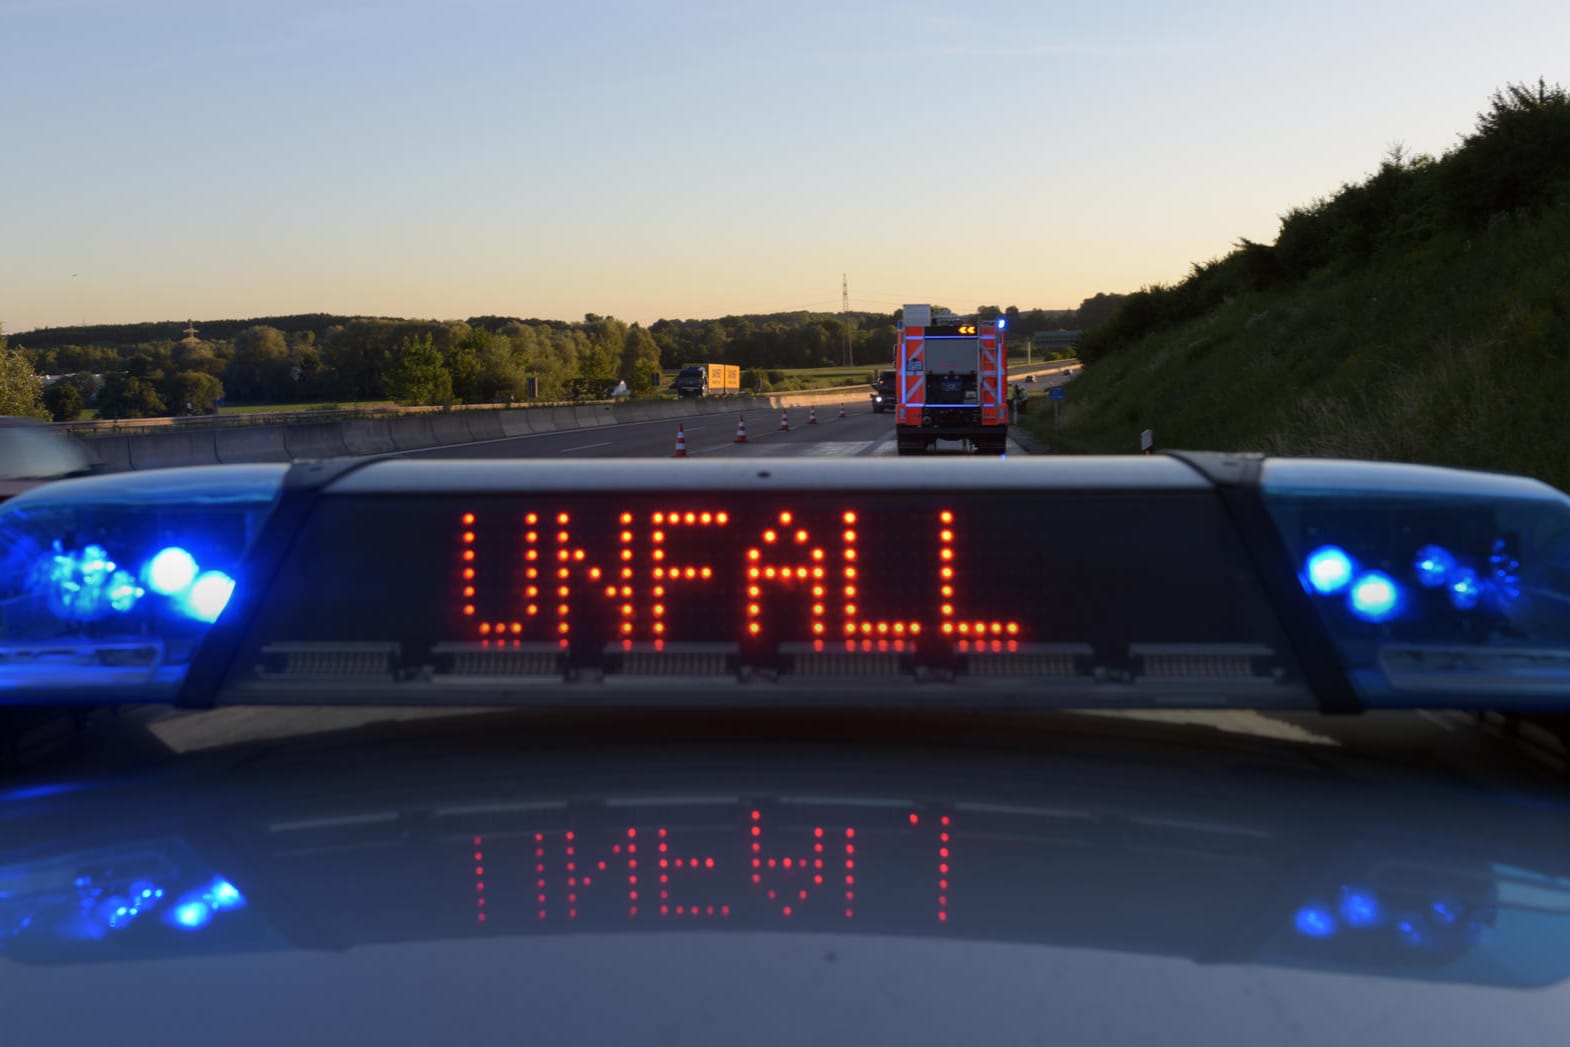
1024 81 1570 490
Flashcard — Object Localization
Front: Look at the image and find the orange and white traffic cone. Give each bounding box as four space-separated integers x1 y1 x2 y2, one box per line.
735 415 748 443
808 407 818 425
778 409 791 431
673 424 687 457
838 403 846 419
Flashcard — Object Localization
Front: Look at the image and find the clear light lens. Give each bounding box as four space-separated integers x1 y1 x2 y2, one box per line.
146 547 199 595
1304 546 1355 595
1348 572 1401 622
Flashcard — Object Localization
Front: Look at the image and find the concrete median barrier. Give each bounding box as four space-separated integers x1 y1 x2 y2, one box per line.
214 427 291 464
430 414 473 445
544 407 579 431
499 410 536 437
283 422 352 459
129 430 219 470
574 404 615 428
389 415 438 451
463 411 505 441
612 402 660 423
79 436 132 473
342 420 396 456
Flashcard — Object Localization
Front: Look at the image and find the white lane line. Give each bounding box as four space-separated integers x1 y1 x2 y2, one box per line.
560 441 613 453
798 441 880 457
867 434 1031 457
863 431 895 456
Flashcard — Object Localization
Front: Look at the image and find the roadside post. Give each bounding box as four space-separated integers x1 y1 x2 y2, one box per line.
1140 428 1154 455
1048 386 1065 431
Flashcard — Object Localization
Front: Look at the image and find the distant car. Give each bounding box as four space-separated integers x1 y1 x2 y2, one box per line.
1025 374 1037 383
0 417 94 503
870 370 896 413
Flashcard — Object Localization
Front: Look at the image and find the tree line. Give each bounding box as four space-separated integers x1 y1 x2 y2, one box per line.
10 298 1121 421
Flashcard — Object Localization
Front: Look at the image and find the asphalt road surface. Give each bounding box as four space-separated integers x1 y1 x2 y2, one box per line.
401 400 1035 460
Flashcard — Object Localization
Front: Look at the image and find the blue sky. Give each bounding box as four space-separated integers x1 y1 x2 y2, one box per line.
2 0 1566 333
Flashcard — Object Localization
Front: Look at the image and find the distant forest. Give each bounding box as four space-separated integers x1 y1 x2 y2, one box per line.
6 296 1121 420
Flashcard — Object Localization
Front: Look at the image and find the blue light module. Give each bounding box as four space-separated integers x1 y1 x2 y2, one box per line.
0 466 286 702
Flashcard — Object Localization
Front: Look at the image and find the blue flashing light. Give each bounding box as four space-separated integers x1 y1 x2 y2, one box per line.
1348 571 1401 622
1490 540 1522 603
100 882 166 930
170 901 212 931
79 545 112 581
1430 900 1458 927
1396 917 1425 948
206 878 246 912
1448 567 1483 611
41 542 143 622
108 571 144 612
182 571 235 623
1294 904 1337 939
1338 887 1383 929
1413 545 1456 588
105 897 135 929
166 876 245 930
145 547 199 596
1304 546 1355 595
997 318 1007 330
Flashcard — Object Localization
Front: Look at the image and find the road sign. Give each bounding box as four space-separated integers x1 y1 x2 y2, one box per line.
1047 387 1066 401
1140 429 1154 454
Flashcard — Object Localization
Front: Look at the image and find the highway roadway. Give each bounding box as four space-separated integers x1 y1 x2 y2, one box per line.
401 362 1079 461
401 399 1037 459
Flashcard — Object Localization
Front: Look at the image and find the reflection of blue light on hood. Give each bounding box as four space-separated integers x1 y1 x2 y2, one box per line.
207 879 245 912
1304 546 1355 595
169 901 212 931
1430 900 1458 927
0 781 86 803
1339 887 1382 929
1295 904 1337 939
165 876 247 931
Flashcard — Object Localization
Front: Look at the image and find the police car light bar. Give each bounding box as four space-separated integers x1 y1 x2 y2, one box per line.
0 455 1566 712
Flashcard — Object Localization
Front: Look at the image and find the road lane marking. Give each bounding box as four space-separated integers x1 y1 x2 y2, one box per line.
560 441 613 453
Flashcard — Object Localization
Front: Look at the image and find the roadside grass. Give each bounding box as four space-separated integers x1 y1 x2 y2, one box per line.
1025 195 1570 489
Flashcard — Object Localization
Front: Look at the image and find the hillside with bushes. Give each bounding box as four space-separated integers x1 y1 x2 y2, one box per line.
1031 80 1570 489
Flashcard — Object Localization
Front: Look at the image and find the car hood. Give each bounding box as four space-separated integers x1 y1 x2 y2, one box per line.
1 708 1568 1045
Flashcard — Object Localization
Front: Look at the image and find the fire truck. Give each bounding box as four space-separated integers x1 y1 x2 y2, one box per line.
894 304 1008 455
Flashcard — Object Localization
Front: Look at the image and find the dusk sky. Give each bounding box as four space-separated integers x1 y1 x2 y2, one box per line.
4 0 1566 333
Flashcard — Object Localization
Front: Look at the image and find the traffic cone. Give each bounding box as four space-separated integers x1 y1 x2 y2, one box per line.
778 409 791 431
735 415 748 443
808 407 818 425
673 424 687 457
838 403 846 419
